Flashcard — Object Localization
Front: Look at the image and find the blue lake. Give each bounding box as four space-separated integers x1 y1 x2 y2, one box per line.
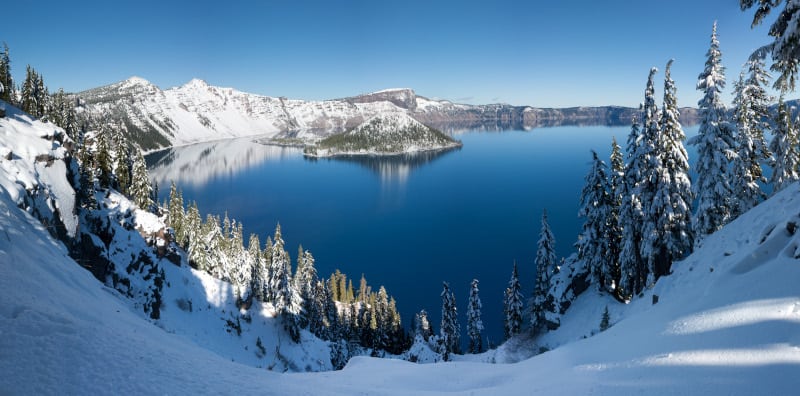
148 125 699 346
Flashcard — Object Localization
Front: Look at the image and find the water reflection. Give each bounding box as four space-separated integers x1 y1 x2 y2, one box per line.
146 138 301 187
305 147 459 185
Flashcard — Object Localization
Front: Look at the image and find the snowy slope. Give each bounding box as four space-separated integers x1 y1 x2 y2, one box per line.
3 99 800 394
3 150 800 394
0 102 77 238
0 101 333 393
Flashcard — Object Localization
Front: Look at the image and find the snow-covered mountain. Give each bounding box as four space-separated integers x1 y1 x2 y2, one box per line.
75 77 700 151
304 113 462 157
76 77 409 150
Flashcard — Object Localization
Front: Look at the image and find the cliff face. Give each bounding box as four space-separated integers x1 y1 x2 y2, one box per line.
75 79 699 150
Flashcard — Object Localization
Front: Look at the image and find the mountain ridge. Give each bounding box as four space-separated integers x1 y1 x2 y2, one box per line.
74 77 699 151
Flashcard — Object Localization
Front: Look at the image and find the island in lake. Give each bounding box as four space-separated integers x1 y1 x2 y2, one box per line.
303 113 462 157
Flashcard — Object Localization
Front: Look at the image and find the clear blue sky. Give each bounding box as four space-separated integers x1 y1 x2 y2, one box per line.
2 0 778 108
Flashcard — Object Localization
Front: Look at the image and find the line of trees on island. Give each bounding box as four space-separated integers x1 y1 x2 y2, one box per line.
2 1 798 367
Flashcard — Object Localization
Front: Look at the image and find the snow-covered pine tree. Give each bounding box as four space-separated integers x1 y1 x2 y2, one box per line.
20 65 36 116
35 72 49 120
503 261 524 340
644 60 693 284
606 137 624 293
202 214 224 277
769 96 799 193
619 117 646 299
247 233 267 303
599 305 611 332
113 137 131 195
184 202 203 265
77 161 98 211
130 148 153 211
0 43 12 103
439 281 460 360
531 209 556 334
731 61 771 218
266 224 302 342
414 309 433 341
744 57 773 164
95 127 113 189
295 247 319 329
375 286 391 351
466 279 483 354
324 277 340 339
689 21 736 244
227 221 249 300
238 233 261 304
741 0 800 92
167 182 185 245
637 67 668 288
310 280 328 338
577 150 612 291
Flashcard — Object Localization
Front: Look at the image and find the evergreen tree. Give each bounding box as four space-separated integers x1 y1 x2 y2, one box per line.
357 274 369 303
769 96 799 193
731 60 772 217
295 248 319 329
741 0 800 92
35 73 49 119
200 215 223 275
466 279 483 354
267 224 301 342
0 43 12 103
577 150 613 290
77 162 98 210
375 286 391 350
94 127 113 189
228 221 248 300
503 261 524 340
689 22 736 243
644 59 694 284
414 309 433 341
310 280 328 338
20 65 36 115
113 140 131 195
636 67 665 288
266 224 288 302
744 57 774 164
184 202 203 265
247 233 268 303
531 209 556 333
599 306 611 332
619 117 646 299
130 148 153 210
606 137 624 293
439 282 460 360
167 182 185 243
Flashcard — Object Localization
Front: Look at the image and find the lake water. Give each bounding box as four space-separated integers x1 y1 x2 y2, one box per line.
148 125 699 347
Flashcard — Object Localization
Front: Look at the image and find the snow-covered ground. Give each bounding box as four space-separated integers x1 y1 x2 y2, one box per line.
2 98 800 394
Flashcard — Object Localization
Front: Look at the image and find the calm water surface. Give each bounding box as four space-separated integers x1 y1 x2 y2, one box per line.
148 125 699 346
